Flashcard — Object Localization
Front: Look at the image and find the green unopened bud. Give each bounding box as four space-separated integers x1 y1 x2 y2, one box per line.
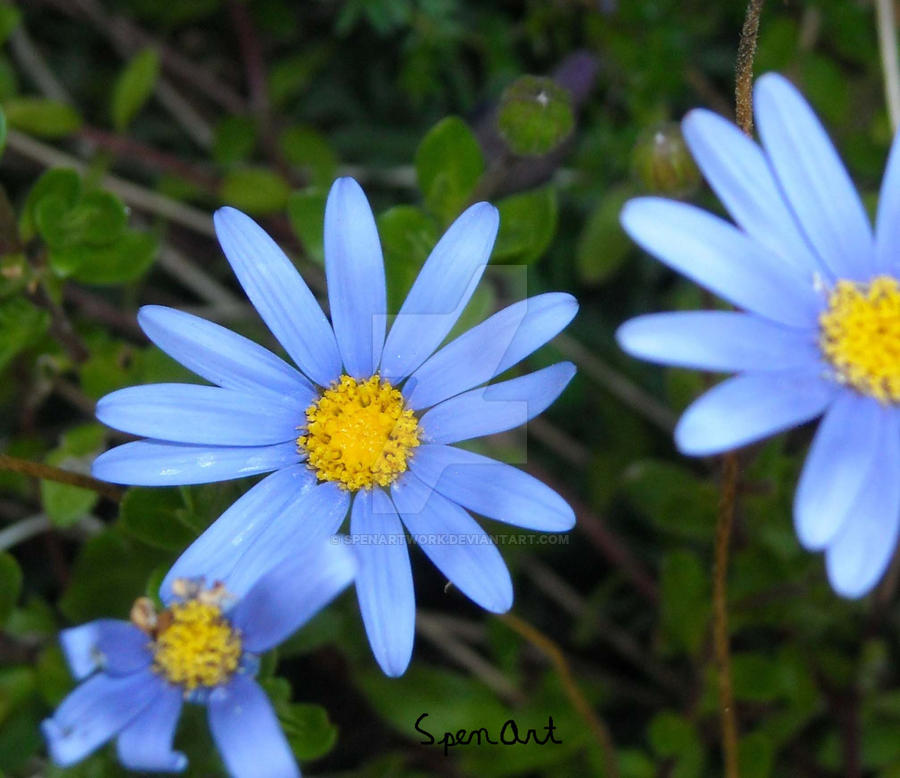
497 76 574 157
631 122 700 197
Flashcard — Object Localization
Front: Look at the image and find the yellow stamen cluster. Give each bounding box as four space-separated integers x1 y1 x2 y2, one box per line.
820 275 900 403
298 375 421 491
151 600 242 691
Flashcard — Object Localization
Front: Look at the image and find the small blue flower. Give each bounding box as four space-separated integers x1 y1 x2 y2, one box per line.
92 177 577 676
617 72 900 598
42 539 355 777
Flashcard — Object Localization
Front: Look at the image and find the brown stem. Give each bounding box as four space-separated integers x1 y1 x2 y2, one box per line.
0 454 123 501
735 0 765 134
500 612 619 777
713 453 740 778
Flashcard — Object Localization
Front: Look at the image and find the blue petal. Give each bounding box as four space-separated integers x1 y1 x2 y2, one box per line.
675 370 837 456
220 481 350 597
381 203 500 381
214 207 341 386
825 411 900 598
116 683 186 773
96 384 302 446
405 293 578 411
754 73 876 281
93 440 301 486
349 489 415 677
876 127 900 274
794 392 883 550
616 311 822 372
391 473 513 613
207 676 300 778
620 198 822 327
60 620 152 680
229 535 355 652
138 306 315 401
420 362 576 445
681 108 823 276
324 177 387 378
409 444 575 532
160 465 315 602
42 670 162 767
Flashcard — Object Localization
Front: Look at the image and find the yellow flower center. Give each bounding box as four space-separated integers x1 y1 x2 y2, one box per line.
298 374 421 491
819 275 900 403
151 600 242 691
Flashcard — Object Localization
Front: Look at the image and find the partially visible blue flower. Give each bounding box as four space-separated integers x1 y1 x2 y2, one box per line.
616 72 900 598
42 539 354 777
91 177 577 677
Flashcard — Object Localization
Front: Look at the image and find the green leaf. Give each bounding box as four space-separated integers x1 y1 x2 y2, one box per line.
41 423 106 528
3 98 81 138
0 3 21 47
59 528 170 623
659 550 710 657
739 732 774 778
286 187 327 263
732 653 783 703
279 126 338 187
0 104 6 157
576 185 634 284
111 48 160 131
213 116 257 165
415 116 483 224
377 205 438 311
220 167 291 214
0 666 35 726
35 646 72 707
37 190 127 249
0 553 22 626
0 298 49 373
497 75 574 156
492 186 557 265
20 169 82 242
277 700 338 761
50 229 157 284
648 712 705 778
119 487 198 551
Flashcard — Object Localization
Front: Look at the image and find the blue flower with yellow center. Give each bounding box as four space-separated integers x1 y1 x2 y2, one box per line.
617 72 900 598
92 177 577 676
41 540 354 777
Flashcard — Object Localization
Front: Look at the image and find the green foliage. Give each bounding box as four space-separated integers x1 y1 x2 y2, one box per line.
110 48 159 131
0 104 6 156
377 204 438 310
0 298 49 372
118 487 198 551
220 166 291 214
497 75 574 156
3 98 81 138
0 3 21 46
576 185 634 284
415 116 484 224
213 116 257 165
492 186 558 265
287 187 327 263
0 553 22 626
21 169 157 284
40 424 105 527
279 126 338 187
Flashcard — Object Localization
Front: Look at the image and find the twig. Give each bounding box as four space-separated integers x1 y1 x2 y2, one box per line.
713 453 740 778
499 612 618 777
0 515 50 551
5 129 215 237
0 454 123 501
553 334 677 433
417 611 525 705
526 462 658 604
527 416 591 468
877 0 900 133
735 0 764 134
9 26 73 104
28 278 90 364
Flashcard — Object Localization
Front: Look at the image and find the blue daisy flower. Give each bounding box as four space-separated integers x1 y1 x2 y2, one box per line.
616 72 900 599
92 177 577 676
42 539 354 777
